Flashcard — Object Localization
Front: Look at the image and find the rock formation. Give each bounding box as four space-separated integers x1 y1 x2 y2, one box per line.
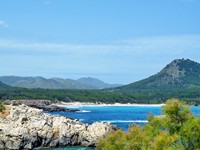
4 100 79 112
0 104 116 149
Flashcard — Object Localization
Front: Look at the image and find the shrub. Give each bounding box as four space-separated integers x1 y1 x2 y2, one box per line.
97 99 200 150
3 101 10 105
12 102 21 106
0 100 5 112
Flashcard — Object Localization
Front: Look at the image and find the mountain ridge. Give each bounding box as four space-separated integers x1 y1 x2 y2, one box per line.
0 76 121 89
77 77 122 89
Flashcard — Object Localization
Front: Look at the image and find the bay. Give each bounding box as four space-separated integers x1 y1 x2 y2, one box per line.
46 105 199 150
50 105 200 131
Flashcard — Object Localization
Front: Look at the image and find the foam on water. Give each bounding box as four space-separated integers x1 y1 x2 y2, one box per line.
51 105 199 131
78 119 84 122
102 120 148 123
77 110 91 113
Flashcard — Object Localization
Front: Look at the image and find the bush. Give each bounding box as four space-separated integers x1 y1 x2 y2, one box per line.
12 102 21 106
0 100 5 112
3 101 10 105
97 99 200 150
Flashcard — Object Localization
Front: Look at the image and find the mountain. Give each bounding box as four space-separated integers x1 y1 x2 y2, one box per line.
0 76 93 89
116 59 200 92
0 76 121 89
77 77 122 89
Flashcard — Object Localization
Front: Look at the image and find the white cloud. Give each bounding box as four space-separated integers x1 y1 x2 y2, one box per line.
0 34 200 57
120 34 200 54
0 21 8 28
0 34 200 84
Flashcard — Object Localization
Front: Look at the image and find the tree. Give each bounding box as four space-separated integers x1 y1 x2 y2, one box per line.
162 99 193 134
96 99 200 150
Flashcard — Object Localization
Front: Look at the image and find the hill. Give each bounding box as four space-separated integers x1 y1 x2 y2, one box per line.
0 76 93 89
116 59 200 92
77 77 122 89
0 76 121 89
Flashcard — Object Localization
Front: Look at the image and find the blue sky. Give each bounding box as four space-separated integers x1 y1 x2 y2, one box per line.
0 0 200 84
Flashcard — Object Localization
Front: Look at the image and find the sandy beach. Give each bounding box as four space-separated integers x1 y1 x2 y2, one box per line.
54 101 166 107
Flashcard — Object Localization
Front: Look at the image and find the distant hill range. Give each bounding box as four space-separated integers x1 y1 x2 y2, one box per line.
0 76 122 89
1 58 200 92
77 77 121 89
1 58 200 103
116 59 200 92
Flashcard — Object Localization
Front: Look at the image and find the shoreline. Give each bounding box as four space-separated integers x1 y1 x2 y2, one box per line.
0 104 116 149
55 101 166 107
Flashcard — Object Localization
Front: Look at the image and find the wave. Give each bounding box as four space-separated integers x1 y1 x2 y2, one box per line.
77 110 91 113
78 119 84 121
102 120 148 123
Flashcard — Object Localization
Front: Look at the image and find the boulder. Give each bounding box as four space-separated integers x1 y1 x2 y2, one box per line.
0 104 116 149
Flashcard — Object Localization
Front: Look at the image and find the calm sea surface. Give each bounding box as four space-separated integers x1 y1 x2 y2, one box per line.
43 105 199 150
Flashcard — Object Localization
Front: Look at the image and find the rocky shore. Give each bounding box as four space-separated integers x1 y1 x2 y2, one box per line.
4 100 79 112
0 104 116 149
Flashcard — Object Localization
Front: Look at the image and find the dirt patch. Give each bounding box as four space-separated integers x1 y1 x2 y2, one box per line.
0 105 10 118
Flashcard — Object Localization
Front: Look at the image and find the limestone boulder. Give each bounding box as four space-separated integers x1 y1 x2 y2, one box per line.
0 104 116 149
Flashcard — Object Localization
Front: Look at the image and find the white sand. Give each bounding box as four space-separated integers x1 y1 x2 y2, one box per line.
54 101 165 107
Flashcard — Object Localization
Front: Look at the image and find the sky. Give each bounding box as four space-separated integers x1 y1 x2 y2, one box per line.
0 0 200 84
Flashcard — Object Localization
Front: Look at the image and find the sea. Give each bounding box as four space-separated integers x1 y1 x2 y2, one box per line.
40 105 200 150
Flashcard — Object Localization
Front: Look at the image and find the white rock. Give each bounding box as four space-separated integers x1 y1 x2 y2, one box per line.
0 104 116 149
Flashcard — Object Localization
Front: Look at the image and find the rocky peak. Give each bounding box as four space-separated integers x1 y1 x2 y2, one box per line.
159 59 186 81
157 59 200 84
115 58 200 91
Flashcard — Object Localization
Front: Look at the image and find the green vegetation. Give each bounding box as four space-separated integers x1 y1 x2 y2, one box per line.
115 59 200 93
0 81 11 90
0 100 5 112
0 87 199 104
97 99 200 150
1 86 200 105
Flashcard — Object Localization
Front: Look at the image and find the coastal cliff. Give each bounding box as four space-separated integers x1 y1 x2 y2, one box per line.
0 104 116 149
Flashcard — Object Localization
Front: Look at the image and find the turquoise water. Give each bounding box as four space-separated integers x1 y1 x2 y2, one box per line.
50 105 200 131
47 105 199 150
